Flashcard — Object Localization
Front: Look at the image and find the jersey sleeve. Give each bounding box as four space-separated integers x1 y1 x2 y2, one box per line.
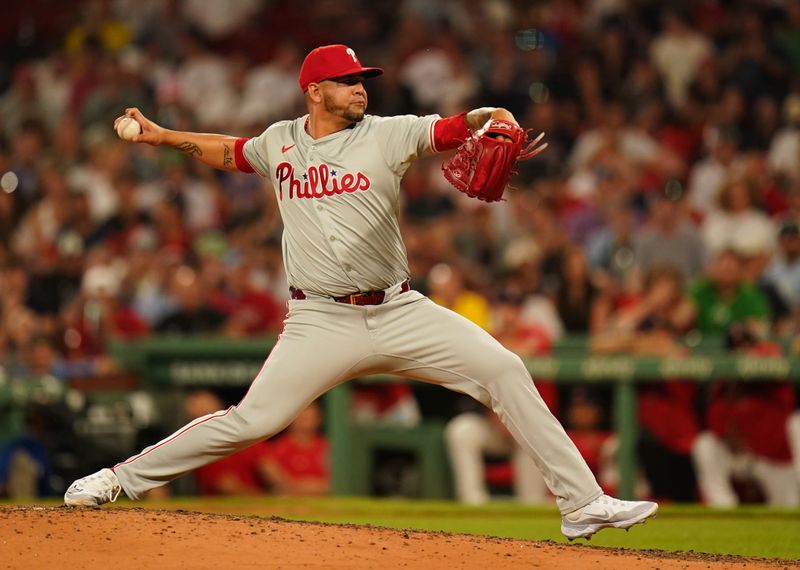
242 127 272 177
371 114 439 174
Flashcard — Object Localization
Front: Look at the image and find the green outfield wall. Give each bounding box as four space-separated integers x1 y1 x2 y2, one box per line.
108 336 800 500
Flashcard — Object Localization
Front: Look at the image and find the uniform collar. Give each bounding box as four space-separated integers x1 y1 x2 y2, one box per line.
300 115 361 144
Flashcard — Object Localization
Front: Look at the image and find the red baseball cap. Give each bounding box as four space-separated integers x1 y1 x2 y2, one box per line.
298 44 383 92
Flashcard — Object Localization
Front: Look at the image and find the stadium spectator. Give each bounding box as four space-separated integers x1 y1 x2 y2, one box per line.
634 183 707 282
690 249 770 334
496 255 564 344
687 125 740 216
0 404 54 499
182 0 264 42
782 183 800 229
649 10 713 109
66 133 125 225
593 263 700 501
562 388 618 497
261 401 329 497
87 170 150 252
552 246 611 334
0 67 48 137
692 325 800 507
767 94 800 179
567 100 661 178
186 390 272 496
427 263 492 330
445 407 550 505
218 257 284 337
154 266 225 334
601 263 695 340
174 30 231 129
12 161 73 265
586 199 638 293
702 178 776 262
237 43 304 127
761 220 800 330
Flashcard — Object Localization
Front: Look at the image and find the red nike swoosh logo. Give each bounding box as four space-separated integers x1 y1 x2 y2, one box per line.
282 144 296 153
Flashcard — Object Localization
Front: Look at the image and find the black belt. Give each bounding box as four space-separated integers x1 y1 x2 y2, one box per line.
290 280 410 305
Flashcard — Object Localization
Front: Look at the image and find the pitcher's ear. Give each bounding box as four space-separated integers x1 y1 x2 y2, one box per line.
306 83 324 103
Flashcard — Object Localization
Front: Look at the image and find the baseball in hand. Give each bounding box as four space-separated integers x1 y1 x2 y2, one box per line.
116 117 141 141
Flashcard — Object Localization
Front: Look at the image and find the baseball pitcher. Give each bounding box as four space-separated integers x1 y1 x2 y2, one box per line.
65 44 657 540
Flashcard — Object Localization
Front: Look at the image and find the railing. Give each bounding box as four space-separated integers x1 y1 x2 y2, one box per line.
109 336 800 499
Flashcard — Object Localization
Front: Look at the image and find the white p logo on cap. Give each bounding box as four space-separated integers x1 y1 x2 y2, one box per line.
298 44 384 91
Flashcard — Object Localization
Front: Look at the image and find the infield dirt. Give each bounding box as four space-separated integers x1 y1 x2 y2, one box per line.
0 506 794 569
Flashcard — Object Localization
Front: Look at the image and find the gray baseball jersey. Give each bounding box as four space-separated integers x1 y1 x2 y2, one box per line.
243 114 438 296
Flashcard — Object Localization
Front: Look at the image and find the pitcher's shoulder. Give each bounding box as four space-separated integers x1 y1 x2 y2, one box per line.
269 117 303 135
362 114 407 125
249 118 298 142
359 114 430 133
364 113 435 127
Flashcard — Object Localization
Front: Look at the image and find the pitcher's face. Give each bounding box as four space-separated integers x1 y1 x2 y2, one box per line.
319 75 368 123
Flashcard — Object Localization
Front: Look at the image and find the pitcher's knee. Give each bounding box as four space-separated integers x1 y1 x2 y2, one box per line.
229 406 288 443
500 362 542 395
478 350 529 387
493 349 528 374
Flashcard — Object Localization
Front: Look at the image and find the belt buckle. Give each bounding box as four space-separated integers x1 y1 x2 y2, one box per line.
349 293 358 305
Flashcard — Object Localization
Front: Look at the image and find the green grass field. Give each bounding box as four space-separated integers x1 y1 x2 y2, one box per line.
13 497 797 561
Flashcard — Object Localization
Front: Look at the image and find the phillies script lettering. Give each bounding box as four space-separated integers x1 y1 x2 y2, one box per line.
276 162 371 200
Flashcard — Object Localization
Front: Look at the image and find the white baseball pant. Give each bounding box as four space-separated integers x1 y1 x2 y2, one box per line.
113 285 602 514
788 412 800 482
445 412 550 504
692 430 800 507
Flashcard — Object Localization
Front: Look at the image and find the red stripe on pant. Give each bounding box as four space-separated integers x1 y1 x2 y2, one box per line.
113 334 284 471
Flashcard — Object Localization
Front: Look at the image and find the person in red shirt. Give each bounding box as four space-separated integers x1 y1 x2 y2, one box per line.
187 390 272 496
261 401 329 496
216 257 285 336
564 389 618 496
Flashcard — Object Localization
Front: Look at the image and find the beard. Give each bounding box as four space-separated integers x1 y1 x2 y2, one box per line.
343 108 365 122
323 96 366 123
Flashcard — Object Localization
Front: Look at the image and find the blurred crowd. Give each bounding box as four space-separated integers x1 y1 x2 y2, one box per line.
1 0 800 504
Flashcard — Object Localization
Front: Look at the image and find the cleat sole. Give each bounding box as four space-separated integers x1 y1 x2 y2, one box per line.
64 498 100 507
561 503 658 541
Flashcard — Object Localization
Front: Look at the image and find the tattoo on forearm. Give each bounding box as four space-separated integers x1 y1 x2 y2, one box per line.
223 143 233 167
175 141 203 157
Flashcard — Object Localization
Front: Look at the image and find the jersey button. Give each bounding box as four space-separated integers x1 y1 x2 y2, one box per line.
317 205 323 212
329 235 336 242
344 264 353 272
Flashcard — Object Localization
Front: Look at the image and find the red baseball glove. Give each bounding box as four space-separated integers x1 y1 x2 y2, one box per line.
442 119 547 202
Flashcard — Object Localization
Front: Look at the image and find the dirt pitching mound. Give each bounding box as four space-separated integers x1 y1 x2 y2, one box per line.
0 506 789 569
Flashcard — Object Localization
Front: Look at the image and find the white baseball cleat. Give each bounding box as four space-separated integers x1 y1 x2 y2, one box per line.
64 468 123 507
561 495 658 540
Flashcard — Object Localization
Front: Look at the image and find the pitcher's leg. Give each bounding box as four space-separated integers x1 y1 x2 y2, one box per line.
377 295 602 514
512 445 551 504
115 301 372 499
